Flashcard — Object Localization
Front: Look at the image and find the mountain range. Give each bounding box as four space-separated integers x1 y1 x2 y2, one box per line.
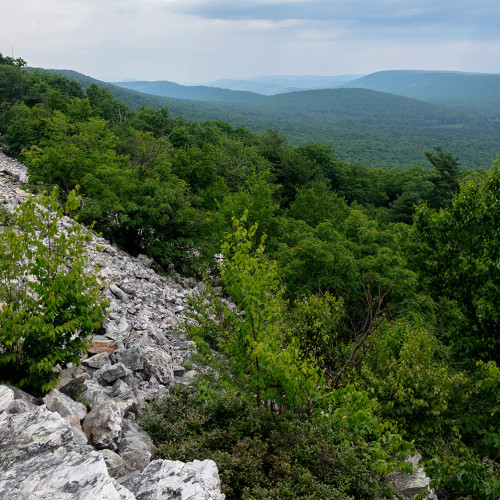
27 67 500 169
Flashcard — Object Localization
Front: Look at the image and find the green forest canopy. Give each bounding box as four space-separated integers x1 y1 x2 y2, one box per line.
1 57 499 498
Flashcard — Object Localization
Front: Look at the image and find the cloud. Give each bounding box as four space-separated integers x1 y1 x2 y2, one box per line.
166 0 500 40
1 0 499 82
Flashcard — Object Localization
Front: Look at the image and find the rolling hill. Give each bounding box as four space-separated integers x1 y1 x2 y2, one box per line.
25 67 500 170
208 75 363 95
108 80 265 104
336 70 500 116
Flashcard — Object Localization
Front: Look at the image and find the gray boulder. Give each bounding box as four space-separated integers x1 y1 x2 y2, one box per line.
120 459 225 500
83 400 123 451
100 448 126 478
43 388 87 429
0 401 133 499
111 379 137 402
97 363 130 384
120 450 152 475
142 348 174 386
112 346 144 371
0 386 14 412
83 352 111 369
119 419 155 457
387 454 437 499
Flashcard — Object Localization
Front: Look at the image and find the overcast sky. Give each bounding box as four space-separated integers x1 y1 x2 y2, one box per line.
1 0 499 84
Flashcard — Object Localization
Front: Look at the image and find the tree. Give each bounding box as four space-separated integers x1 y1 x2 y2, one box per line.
0 52 27 67
425 146 462 208
0 188 108 393
411 157 500 364
189 212 325 411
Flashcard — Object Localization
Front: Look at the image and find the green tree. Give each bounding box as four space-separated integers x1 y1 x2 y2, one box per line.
425 146 462 208
0 52 27 67
411 157 500 364
0 188 108 393
189 212 325 411
288 180 349 228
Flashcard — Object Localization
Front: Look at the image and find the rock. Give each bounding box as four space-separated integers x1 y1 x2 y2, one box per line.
0 401 133 499
119 419 155 457
83 352 111 369
88 340 118 355
111 379 137 401
97 362 130 384
70 425 89 447
0 385 15 412
120 459 225 500
100 448 126 478
110 284 130 303
112 346 144 371
58 374 92 401
121 450 152 475
43 388 87 429
142 348 174 386
4 384 40 406
106 317 132 340
173 363 186 377
78 379 114 408
176 369 199 386
56 364 90 391
137 254 154 268
83 400 123 451
387 454 437 500
6 399 33 414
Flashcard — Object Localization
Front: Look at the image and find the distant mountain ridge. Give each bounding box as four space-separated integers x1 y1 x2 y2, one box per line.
24 67 500 170
337 70 500 116
208 75 363 95
110 70 500 116
108 80 265 104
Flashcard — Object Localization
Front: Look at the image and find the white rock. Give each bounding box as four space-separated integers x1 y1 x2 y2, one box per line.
43 388 87 428
120 459 225 500
0 386 15 412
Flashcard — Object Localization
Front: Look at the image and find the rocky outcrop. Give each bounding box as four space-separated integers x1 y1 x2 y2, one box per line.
0 152 225 499
0 385 225 499
120 459 225 500
0 386 134 499
387 454 437 499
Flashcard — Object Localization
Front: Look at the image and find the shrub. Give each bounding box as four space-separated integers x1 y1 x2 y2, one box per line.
0 188 108 393
141 385 401 500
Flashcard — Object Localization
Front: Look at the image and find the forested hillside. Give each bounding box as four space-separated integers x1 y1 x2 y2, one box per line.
27 66 500 170
108 79 265 104
337 70 500 116
1 56 499 499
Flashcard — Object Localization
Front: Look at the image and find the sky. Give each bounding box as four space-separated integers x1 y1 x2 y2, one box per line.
1 0 500 84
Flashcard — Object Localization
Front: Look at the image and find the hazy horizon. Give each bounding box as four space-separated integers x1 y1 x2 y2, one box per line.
2 1 500 85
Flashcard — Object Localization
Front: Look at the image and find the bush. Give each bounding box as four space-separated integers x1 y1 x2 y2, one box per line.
141 385 402 500
0 188 108 393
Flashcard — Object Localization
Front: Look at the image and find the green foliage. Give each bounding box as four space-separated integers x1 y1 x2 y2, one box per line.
191 212 325 410
360 324 466 439
0 188 108 393
86 83 129 123
411 158 500 364
23 113 125 192
465 361 500 458
141 385 402 500
219 172 279 246
0 52 27 67
424 145 462 208
290 292 345 380
425 434 500 499
288 180 349 228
